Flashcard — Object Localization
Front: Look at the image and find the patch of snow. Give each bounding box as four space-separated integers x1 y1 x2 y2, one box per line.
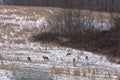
0 43 3 46
1 9 17 13
36 17 48 30
0 69 15 80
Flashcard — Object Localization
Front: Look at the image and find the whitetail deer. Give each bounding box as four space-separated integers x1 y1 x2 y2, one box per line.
27 57 32 61
43 56 49 61
86 56 88 60
0 54 4 65
66 53 72 56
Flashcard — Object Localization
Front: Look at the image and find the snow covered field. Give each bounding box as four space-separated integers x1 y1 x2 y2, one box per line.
0 5 120 80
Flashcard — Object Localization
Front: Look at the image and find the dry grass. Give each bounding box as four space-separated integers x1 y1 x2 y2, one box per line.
54 67 63 75
51 64 71 75
108 72 111 79
80 51 84 55
89 68 96 80
0 38 5 43
0 54 4 65
117 72 120 80
13 39 26 44
73 68 80 76
82 69 87 77
0 5 119 19
33 50 51 54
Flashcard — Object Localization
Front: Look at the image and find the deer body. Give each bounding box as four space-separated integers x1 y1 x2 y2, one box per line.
27 57 32 62
66 53 72 56
43 56 49 61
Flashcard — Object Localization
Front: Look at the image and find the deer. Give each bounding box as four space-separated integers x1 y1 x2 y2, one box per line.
86 56 88 60
27 57 32 62
66 52 72 56
42 56 49 61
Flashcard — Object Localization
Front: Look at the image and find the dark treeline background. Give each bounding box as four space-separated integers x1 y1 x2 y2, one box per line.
1 0 120 13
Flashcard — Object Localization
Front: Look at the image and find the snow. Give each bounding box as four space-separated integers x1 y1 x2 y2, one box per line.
36 17 47 28
81 17 113 31
0 69 15 80
0 43 2 46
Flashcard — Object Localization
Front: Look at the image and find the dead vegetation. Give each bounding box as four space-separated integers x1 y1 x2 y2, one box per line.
73 68 80 76
0 54 4 65
31 9 120 64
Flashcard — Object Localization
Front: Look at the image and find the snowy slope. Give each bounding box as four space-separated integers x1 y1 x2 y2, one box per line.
0 69 15 80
